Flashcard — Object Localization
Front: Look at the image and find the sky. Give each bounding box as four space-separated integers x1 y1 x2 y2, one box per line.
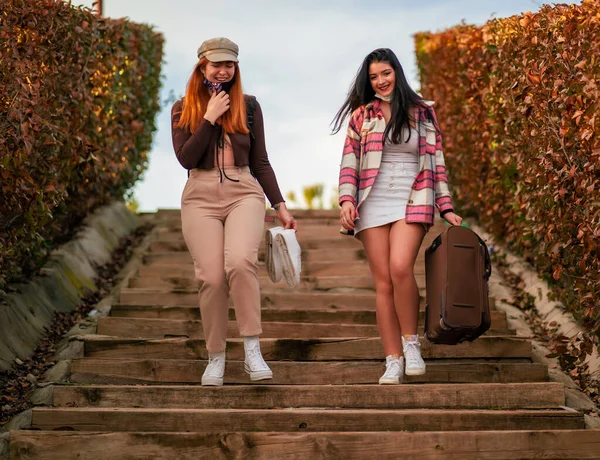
73 0 580 211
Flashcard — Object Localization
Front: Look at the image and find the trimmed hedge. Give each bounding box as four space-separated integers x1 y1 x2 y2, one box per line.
0 0 164 291
415 1 600 336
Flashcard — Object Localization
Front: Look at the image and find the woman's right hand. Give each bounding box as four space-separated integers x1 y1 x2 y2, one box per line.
340 201 356 231
204 90 230 124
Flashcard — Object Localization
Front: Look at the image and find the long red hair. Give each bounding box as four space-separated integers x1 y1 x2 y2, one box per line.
177 57 249 134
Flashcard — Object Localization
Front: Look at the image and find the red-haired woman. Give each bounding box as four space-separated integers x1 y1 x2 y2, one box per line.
171 37 296 386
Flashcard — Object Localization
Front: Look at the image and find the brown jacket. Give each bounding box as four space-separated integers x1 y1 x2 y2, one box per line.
171 97 284 205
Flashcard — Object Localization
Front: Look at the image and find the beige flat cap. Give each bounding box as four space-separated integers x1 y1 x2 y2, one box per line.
197 37 239 62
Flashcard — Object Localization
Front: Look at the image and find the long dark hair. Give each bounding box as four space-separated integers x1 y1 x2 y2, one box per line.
331 48 427 143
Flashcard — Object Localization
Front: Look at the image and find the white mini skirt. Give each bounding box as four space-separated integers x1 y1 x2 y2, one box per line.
354 151 419 235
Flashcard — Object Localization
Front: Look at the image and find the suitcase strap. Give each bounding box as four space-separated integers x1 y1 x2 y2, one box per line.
477 234 492 281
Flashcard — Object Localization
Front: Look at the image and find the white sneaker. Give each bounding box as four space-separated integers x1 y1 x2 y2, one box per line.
379 355 404 385
275 229 302 288
244 339 273 382
265 227 284 283
402 336 426 376
201 352 225 386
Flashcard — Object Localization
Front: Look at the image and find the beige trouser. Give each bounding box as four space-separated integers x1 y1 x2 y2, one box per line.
181 166 266 352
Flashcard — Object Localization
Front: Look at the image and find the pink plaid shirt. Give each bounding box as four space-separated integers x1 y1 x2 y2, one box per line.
339 99 454 229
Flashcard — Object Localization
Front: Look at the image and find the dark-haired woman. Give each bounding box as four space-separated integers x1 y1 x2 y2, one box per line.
171 37 297 386
332 48 462 384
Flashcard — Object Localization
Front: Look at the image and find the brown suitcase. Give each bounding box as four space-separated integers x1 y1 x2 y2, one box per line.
424 225 492 344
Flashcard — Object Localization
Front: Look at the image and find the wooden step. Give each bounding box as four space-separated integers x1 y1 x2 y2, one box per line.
150 236 362 253
159 218 345 229
11 430 600 460
308 275 378 291
119 290 378 309
97 318 381 339
111 304 389 322
144 247 372 264
137 261 411 280
129 274 387 292
69 359 549 385
281 237 362 250
145 246 427 264
160 219 449 235
127 274 385 291
52 383 564 409
117 288 496 311
154 219 449 243
155 216 448 234
154 208 341 219
157 225 347 239
138 259 425 278
161 221 350 232
154 221 345 232
134 264 428 291
110 304 508 327
301 260 420 278
96 317 514 339
29 407 584 432
81 336 533 361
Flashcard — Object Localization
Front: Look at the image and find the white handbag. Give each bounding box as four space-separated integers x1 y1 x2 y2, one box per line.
265 227 302 288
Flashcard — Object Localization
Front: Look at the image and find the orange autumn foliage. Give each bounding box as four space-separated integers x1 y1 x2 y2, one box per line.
415 0 600 338
0 0 164 291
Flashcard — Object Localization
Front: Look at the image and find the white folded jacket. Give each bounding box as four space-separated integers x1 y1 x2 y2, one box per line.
265 227 302 288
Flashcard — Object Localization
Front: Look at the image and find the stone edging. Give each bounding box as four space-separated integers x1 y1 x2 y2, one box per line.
468 220 600 427
0 432 8 459
0 201 140 371
0 213 160 440
468 221 599 375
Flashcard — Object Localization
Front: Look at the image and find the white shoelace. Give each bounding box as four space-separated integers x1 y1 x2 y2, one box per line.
404 341 422 368
205 356 224 376
245 346 269 371
383 359 402 377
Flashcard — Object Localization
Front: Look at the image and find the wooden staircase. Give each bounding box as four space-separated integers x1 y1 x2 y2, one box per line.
9 210 600 459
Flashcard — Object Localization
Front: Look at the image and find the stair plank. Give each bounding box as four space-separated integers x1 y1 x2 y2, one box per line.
150 237 362 252
11 430 600 460
81 336 532 360
120 289 379 308
96 317 514 339
109 304 508 328
30 408 584 432
52 383 565 409
97 318 380 339
118 289 496 310
154 208 341 219
128 274 385 291
145 247 371 263
128 276 501 300
69 359 548 385
137 260 423 278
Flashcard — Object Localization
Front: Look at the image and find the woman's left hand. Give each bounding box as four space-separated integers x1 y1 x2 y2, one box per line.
275 203 298 231
443 212 463 226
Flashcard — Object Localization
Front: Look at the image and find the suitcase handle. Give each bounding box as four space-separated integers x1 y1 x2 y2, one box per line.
476 235 492 280
428 234 443 253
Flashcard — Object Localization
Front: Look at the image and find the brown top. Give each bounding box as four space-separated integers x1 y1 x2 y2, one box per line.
171 97 284 205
